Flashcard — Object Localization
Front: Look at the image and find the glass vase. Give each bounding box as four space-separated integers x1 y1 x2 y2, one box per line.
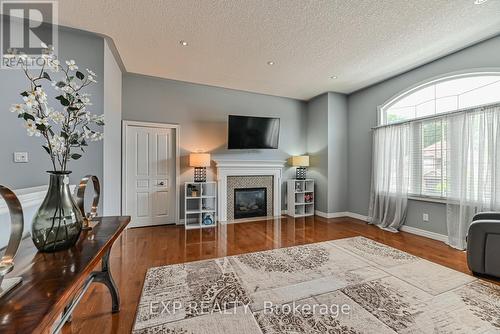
31 171 83 252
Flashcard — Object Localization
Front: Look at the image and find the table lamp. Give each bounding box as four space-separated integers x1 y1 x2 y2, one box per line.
291 155 309 180
189 153 211 182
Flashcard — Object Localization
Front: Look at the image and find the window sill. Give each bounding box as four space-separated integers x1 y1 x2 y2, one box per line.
408 195 447 204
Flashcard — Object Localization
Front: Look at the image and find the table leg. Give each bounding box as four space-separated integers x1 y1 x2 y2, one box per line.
91 248 120 313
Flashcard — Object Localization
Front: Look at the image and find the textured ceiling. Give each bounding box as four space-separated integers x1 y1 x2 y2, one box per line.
58 0 500 100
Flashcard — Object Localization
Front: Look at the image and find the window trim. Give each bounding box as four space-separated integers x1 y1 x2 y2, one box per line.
377 69 500 126
377 69 500 202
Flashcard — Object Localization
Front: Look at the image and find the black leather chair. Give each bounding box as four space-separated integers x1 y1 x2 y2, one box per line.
467 212 500 279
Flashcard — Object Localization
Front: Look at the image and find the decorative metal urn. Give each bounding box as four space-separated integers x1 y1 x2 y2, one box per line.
75 175 101 230
0 185 24 298
31 172 84 252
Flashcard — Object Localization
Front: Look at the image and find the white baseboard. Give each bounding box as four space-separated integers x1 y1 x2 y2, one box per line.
314 211 447 243
345 212 369 222
315 210 369 221
400 225 448 243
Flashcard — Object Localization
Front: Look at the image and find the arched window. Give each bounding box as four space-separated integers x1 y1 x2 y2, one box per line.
380 72 500 125
378 72 500 199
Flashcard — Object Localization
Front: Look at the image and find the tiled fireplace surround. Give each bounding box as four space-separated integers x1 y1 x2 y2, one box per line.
227 176 273 221
215 160 285 222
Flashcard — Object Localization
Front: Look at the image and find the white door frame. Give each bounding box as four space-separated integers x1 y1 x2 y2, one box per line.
122 120 181 225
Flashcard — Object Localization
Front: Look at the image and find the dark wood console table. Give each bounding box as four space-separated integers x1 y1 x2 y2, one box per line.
0 216 130 334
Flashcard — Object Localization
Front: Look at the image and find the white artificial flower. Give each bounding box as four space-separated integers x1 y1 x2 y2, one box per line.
87 75 97 83
35 117 49 127
23 94 38 109
25 119 40 137
62 85 73 94
49 59 60 72
81 96 92 106
49 135 66 154
92 114 104 123
48 110 65 124
35 87 47 104
86 68 96 77
65 60 78 71
10 104 24 114
69 81 80 90
89 131 103 142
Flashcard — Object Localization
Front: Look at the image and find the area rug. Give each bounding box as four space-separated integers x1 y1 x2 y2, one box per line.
132 236 500 333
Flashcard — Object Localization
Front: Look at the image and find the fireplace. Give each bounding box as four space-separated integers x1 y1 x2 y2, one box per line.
234 187 267 219
214 159 285 222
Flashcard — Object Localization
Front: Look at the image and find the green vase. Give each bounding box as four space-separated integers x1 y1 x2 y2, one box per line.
31 171 83 252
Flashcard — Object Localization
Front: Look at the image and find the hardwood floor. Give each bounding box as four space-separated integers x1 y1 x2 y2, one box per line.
62 215 479 334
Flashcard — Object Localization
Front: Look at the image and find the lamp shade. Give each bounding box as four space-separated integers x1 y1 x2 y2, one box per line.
291 155 309 167
189 153 211 167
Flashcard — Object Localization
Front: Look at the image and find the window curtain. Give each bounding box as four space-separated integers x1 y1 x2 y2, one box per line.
368 123 411 232
446 104 500 249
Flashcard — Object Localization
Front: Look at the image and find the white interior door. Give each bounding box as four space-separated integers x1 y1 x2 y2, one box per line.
125 124 176 228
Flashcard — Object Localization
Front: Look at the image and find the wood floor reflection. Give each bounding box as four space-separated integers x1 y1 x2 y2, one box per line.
61 216 472 334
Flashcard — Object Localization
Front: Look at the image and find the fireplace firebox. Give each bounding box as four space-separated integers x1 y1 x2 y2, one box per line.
234 188 267 219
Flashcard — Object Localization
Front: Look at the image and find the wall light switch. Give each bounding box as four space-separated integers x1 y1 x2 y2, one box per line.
423 213 429 222
14 152 29 163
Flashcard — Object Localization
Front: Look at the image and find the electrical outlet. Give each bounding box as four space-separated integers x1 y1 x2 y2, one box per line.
14 152 29 163
423 213 429 222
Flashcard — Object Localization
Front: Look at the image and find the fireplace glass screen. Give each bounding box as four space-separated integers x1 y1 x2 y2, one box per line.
234 187 267 219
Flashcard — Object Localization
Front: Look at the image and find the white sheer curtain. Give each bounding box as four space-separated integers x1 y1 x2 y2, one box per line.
446 104 500 249
368 123 411 232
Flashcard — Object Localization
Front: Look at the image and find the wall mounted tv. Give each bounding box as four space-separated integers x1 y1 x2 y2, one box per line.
227 115 280 149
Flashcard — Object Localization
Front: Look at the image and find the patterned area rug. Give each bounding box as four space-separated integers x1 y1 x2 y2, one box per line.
132 236 500 333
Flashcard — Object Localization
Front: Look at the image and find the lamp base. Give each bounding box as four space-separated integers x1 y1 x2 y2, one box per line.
194 167 207 182
0 277 22 298
296 167 307 180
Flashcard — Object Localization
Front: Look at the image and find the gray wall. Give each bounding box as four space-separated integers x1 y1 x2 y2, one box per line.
306 94 329 212
306 92 348 214
103 40 123 215
0 27 104 189
327 92 348 213
122 73 307 215
347 34 500 234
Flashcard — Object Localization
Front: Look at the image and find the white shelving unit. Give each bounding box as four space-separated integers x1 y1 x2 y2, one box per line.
287 179 315 217
184 182 217 229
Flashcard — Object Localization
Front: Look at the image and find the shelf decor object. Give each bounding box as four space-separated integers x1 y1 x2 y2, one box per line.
291 155 310 180
189 153 211 182
184 181 217 229
0 185 24 298
75 175 101 230
287 179 315 217
5 45 104 252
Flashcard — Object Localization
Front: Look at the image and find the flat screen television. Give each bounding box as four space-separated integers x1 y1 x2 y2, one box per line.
227 115 280 149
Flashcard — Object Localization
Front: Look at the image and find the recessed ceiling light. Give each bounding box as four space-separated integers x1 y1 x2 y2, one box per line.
474 0 488 4
330 75 338 79
179 40 188 46
267 61 275 65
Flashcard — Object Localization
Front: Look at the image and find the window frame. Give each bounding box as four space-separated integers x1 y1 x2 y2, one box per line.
377 70 500 126
377 69 500 201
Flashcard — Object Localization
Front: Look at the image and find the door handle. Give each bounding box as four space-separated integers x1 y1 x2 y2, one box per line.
158 181 165 186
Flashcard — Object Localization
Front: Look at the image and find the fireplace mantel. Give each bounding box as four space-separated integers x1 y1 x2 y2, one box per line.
214 159 286 222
